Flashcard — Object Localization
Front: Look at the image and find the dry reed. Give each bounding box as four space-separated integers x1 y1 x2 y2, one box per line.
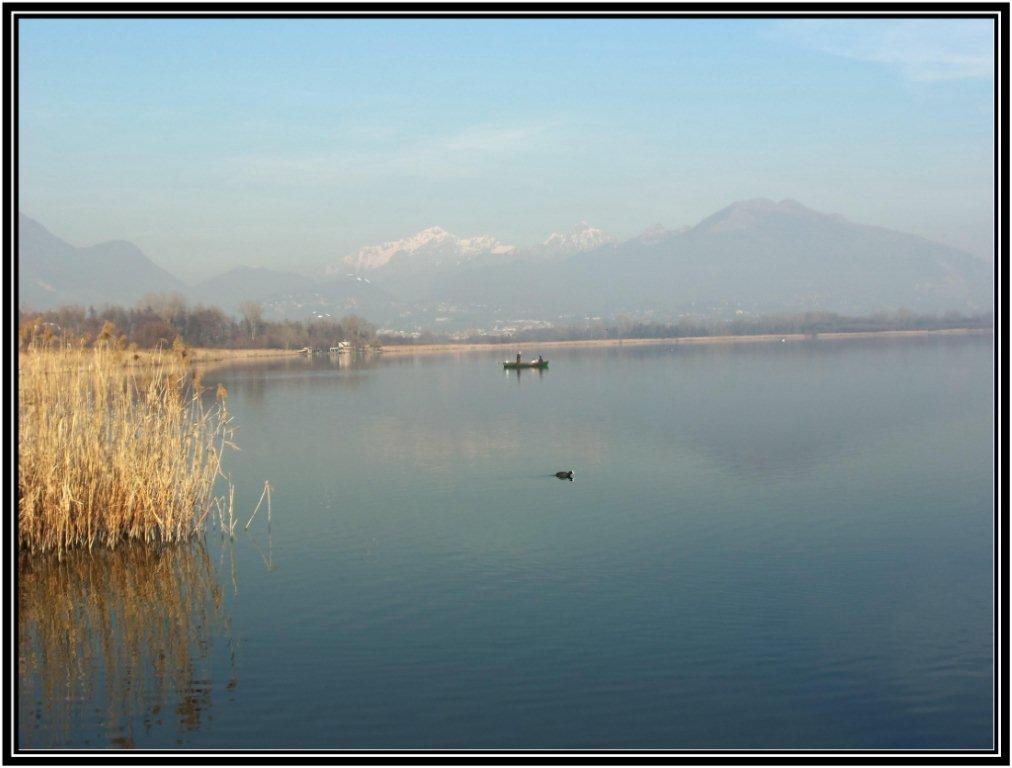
18 324 237 554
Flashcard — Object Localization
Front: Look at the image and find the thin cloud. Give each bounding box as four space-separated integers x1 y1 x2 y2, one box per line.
439 123 553 153
226 122 559 186
772 20 993 82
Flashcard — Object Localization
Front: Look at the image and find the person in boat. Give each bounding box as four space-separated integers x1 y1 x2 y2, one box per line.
516 351 522 364
538 354 544 364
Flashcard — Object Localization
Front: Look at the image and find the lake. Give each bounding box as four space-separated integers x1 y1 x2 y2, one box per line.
18 334 995 750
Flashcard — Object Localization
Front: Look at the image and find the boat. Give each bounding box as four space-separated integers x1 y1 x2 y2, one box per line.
503 360 548 370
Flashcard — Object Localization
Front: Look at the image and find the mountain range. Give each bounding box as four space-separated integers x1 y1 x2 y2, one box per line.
18 200 993 330
18 213 188 311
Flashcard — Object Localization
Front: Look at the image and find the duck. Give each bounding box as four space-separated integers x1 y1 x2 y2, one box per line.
555 470 574 480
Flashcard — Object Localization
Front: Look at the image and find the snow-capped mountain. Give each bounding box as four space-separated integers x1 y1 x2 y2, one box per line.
336 226 516 274
20 200 994 325
539 221 617 257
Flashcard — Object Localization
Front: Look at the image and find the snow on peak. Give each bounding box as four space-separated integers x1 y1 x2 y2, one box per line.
458 234 516 256
338 227 516 273
541 221 617 256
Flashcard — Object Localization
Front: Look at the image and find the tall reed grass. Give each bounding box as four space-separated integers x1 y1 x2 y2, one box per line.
18 323 237 554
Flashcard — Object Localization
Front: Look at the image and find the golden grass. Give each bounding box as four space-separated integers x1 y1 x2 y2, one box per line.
124 346 301 368
18 324 237 554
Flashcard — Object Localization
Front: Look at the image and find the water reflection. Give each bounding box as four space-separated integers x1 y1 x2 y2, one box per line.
506 366 546 383
360 414 607 473
18 540 235 748
209 335 993 482
18 336 988 748
538 335 994 478
663 337 993 476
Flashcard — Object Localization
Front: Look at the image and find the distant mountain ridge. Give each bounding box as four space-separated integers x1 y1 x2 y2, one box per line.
191 266 319 311
18 201 993 327
336 226 517 274
420 198 992 323
558 198 993 317
332 221 618 276
18 213 188 311
538 221 618 257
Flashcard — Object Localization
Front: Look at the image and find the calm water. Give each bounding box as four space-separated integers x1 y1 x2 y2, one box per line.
19 335 994 750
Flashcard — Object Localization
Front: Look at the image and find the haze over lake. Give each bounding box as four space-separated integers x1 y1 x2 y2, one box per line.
19 335 994 749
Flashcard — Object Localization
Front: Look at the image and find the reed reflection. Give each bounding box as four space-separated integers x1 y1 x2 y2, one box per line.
18 540 235 748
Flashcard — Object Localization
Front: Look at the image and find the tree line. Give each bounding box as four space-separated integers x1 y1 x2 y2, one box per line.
386 309 994 346
18 293 378 350
19 295 992 351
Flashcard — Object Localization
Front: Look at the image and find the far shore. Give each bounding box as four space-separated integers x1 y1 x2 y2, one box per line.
110 326 990 370
375 327 992 357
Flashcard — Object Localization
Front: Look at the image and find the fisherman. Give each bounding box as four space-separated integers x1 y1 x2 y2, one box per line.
538 354 544 364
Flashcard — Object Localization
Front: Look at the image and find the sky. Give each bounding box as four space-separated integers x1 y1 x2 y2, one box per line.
18 17 996 282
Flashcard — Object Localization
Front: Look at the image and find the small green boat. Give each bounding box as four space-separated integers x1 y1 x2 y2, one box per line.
503 360 548 370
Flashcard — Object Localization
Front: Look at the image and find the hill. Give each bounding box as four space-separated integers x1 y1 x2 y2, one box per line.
18 213 188 310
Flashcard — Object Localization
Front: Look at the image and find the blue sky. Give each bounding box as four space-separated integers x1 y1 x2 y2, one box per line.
19 18 995 281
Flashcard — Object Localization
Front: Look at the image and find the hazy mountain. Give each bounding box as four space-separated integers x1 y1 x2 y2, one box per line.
636 223 687 244
256 275 400 323
18 213 188 310
192 266 319 313
325 226 520 308
20 201 993 327
537 221 617 257
430 199 993 322
336 226 517 275
333 223 618 306
192 266 400 322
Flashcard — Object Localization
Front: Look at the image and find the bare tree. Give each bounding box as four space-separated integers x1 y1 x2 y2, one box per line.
138 292 187 323
238 301 263 343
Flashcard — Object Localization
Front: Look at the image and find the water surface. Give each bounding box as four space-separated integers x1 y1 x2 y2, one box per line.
19 335 994 749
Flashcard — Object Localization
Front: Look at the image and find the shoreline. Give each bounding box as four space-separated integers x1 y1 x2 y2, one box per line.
376 327 992 357
79 327 990 369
